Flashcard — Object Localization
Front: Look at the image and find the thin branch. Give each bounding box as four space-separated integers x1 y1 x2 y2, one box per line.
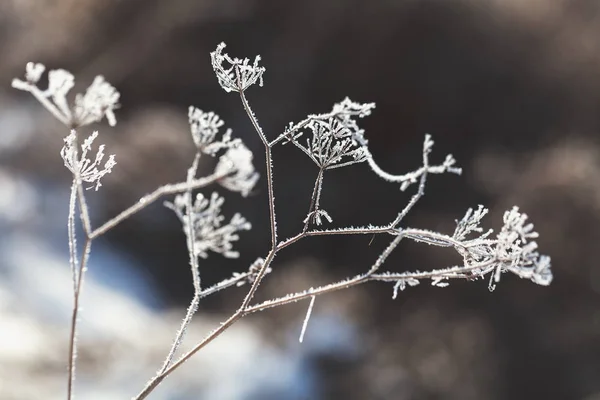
299 296 316 343
246 259 498 316
67 180 79 292
159 153 202 372
89 172 227 239
67 238 92 400
13 82 71 126
235 65 278 311
235 67 277 249
134 310 245 400
76 178 93 237
302 168 324 232
269 118 312 147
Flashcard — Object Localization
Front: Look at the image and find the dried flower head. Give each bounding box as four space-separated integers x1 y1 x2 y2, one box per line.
211 42 265 93
60 130 116 190
12 63 119 127
166 192 251 259
284 98 377 170
188 107 240 154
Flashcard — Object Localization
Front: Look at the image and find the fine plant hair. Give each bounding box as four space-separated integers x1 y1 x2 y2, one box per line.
11 43 553 399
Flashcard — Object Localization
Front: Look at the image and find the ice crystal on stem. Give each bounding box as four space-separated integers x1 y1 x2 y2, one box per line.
210 42 265 93
165 192 251 259
60 130 116 191
282 98 375 170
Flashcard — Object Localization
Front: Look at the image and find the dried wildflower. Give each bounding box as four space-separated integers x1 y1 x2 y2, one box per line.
449 206 552 289
492 207 552 287
12 63 119 127
166 192 251 259
301 117 369 169
60 130 116 190
188 107 240 154
283 98 374 169
210 42 265 93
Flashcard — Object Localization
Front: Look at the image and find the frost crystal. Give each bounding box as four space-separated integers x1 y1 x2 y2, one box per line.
60 130 116 191
188 107 240 154
166 192 251 259
215 143 259 197
211 42 265 93
12 63 119 127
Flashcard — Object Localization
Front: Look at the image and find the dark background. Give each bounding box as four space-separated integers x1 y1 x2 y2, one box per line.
1 0 599 399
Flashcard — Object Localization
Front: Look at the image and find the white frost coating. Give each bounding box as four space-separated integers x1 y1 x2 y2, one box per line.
165 192 251 259
215 143 260 197
12 63 119 127
210 42 266 93
60 130 116 191
299 295 316 343
188 107 241 154
365 135 462 191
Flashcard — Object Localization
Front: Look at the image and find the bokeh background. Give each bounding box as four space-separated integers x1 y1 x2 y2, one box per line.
1 0 599 399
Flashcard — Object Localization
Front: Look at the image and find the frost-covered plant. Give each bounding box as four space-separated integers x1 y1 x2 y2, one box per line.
11 42 552 400
12 62 119 127
165 191 251 259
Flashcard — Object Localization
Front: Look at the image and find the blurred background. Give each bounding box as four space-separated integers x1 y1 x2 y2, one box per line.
0 0 599 399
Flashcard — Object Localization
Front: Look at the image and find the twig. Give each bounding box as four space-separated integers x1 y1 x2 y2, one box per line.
90 172 227 239
67 238 92 400
159 153 202 372
299 296 316 343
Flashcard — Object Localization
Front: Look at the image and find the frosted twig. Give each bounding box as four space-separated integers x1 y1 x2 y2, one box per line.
90 172 228 239
67 181 79 292
12 63 119 128
365 135 462 191
159 153 202 372
67 238 92 400
302 168 327 231
234 66 278 312
299 296 316 343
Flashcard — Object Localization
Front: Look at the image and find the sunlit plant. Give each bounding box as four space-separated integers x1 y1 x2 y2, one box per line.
11 42 552 400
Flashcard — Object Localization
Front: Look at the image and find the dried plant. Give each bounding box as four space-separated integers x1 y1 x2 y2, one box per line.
11 42 552 400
